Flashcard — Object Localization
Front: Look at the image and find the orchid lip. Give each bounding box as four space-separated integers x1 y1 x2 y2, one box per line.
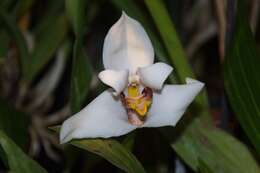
120 82 153 126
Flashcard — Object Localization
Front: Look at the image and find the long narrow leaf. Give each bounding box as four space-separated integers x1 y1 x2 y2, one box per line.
71 139 146 173
25 15 68 82
0 9 30 76
65 0 86 36
0 99 29 150
51 126 146 173
0 130 47 173
144 0 194 82
224 0 260 154
70 38 92 113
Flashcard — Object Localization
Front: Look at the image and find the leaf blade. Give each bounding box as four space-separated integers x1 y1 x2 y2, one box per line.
0 99 29 150
70 39 92 113
0 130 47 173
65 0 86 36
26 15 68 81
168 126 260 173
71 139 146 173
0 9 30 76
224 0 260 154
50 126 146 173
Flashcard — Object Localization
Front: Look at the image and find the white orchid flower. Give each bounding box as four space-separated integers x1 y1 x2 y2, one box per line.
60 12 204 144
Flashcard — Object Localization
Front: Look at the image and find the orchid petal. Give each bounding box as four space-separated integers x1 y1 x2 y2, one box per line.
143 78 204 127
138 62 173 90
98 70 128 95
103 12 154 73
60 90 136 143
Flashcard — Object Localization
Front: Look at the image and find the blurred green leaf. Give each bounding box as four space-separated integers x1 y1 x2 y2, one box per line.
122 133 136 150
13 0 34 17
0 9 30 76
0 99 29 150
66 0 92 113
71 139 146 173
144 0 209 110
33 0 64 35
50 126 146 173
0 143 8 167
0 130 47 173
144 0 194 83
198 159 214 173
0 0 33 59
224 0 260 154
170 127 260 173
25 15 68 82
70 38 92 113
65 0 86 36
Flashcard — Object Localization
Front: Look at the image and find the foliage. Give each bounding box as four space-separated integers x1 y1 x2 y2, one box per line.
0 0 259 172
224 0 260 154
0 130 47 173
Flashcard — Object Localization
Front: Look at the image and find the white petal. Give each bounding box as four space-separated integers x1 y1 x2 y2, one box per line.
60 90 136 143
138 62 173 90
143 78 204 127
98 70 128 95
103 12 154 73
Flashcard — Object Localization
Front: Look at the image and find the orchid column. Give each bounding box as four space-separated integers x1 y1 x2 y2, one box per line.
60 12 204 144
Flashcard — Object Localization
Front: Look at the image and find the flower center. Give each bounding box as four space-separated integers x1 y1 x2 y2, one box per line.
120 82 153 126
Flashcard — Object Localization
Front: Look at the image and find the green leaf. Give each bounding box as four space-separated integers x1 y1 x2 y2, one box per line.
71 139 146 173
198 159 214 173
25 15 68 82
13 0 34 17
0 9 30 76
70 39 92 113
0 99 29 150
33 0 64 35
122 132 136 150
66 0 91 113
224 0 260 154
167 126 260 173
65 0 86 36
0 130 47 173
144 0 194 83
0 0 34 59
144 0 210 112
50 126 146 173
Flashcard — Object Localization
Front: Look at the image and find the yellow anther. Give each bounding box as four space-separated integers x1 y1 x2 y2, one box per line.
125 83 152 117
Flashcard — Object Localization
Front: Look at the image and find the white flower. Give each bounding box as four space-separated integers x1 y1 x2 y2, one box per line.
60 12 204 144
